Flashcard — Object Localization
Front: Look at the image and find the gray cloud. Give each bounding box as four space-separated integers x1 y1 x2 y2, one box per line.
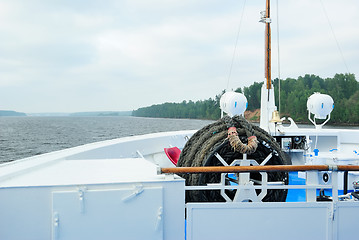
0 0 358 113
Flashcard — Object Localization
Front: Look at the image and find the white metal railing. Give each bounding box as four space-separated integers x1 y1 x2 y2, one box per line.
160 162 359 203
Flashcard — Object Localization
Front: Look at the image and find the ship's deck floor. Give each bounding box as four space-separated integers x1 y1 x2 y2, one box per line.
0 158 168 188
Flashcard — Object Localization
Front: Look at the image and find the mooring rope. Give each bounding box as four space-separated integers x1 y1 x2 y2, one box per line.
177 115 291 203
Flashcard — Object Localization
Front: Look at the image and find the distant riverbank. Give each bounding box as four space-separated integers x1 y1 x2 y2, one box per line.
0 110 132 117
0 110 26 117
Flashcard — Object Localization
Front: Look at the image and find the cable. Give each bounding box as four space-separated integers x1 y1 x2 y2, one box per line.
319 0 350 73
276 0 281 113
226 0 247 91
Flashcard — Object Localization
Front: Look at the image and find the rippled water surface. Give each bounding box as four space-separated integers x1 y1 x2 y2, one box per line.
0 116 214 163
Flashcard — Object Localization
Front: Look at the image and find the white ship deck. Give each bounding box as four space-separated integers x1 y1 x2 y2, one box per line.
0 130 194 188
0 158 171 188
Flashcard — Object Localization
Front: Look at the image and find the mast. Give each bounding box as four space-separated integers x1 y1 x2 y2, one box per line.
265 0 271 90
260 0 272 91
260 0 277 133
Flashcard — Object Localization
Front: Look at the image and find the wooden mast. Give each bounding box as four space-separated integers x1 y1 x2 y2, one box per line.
260 0 277 131
265 0 271 90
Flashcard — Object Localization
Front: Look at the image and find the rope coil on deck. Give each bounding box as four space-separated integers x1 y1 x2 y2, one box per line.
177 115 291 203
226 118 258 154
228 130 258 154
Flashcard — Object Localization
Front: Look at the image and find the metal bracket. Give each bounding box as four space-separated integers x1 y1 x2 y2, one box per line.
122 185 144 202
155 207 163 231
327 165 338 171
330 202 337 221
136 150 145 159
260 18 272 23
259 11 272 23
260 153 273 166
78 186 87 213
53 212 59 240
53 212 59 227
214 152 229 166
218 158 268 202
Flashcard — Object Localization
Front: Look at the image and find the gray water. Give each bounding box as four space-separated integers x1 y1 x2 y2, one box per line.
0 116 214 163
2 116 358 164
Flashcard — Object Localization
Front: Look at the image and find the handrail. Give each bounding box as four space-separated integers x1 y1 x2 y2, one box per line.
160 165 359 174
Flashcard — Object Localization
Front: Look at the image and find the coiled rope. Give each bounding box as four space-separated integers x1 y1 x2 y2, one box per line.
224 115 258 154
177 115 291 203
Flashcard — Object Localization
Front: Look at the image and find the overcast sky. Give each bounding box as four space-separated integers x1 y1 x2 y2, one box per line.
0 0 358 113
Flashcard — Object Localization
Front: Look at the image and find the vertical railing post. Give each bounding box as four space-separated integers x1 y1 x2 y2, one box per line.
306 170 318 202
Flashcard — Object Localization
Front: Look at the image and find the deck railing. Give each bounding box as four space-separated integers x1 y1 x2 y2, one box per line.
160 165 359 203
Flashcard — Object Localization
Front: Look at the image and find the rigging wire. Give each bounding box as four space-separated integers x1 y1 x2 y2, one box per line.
226 0 247 91
319 0 350 73
276 0 281 114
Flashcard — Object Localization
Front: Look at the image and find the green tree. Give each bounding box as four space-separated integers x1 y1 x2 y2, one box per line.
133 73 358 124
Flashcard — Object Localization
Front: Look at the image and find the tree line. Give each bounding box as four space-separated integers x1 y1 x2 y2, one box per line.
133 73 358 124
133 98 221 120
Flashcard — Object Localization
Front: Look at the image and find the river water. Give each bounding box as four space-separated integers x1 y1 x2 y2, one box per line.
2 116 359 164
0 116 214 163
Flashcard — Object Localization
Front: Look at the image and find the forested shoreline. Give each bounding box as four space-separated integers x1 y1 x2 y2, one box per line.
0 110 26 117
133 73 358 124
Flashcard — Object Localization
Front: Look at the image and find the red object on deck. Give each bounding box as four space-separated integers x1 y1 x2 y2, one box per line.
164 147 181 166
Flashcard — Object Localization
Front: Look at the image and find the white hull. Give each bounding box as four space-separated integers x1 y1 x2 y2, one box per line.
1 128 359 239
0 131 192 240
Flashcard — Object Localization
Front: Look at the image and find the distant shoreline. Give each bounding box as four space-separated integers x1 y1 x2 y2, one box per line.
3 111 133 117
2 109 359 127
0 110 26 117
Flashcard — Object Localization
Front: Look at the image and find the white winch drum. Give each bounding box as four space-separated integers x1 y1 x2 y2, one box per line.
220 92 248 117
307 93 334 119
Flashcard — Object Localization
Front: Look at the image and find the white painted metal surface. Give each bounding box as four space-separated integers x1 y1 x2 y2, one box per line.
220 91 248 117
52 187 164 240
0 131 191 240
1 158 160 187
1 0 358 238
1 129 359 240
187 202 333 240
186 201 359 240
260 83 277 132
0 130 195 186
307 93 334 119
